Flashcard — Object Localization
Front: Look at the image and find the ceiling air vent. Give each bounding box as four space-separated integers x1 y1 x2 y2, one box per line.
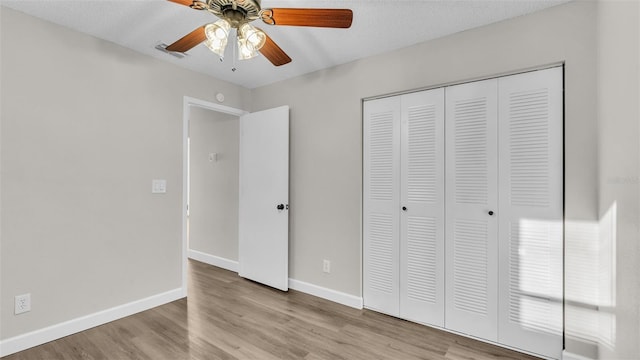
155 43 187 59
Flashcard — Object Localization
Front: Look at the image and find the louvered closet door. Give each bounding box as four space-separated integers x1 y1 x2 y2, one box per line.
445 79 499 341
363 96 401 316
399 89 445 326
497 67 563 359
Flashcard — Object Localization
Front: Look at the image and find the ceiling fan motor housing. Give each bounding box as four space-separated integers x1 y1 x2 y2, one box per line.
207 0 262 26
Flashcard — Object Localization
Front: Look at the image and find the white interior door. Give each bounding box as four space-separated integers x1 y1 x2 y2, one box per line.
445 79 499 341
399 89 445 327
238 106 289 291
497 67 563 359
363 96 401 316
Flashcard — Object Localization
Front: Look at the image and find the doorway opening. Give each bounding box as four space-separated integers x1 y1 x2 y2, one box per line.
181 96 247 295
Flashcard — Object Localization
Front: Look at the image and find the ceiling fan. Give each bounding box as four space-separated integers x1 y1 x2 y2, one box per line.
166 0 353 66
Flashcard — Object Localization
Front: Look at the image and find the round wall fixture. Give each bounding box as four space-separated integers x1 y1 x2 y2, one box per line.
216 92 225 102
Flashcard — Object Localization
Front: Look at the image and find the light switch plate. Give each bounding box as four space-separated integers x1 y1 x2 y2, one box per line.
152 179 167 194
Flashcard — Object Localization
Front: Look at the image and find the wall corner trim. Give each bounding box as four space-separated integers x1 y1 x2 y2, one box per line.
0 288 183 357
288 279 363 310
188 249 239 272
562 350 595 360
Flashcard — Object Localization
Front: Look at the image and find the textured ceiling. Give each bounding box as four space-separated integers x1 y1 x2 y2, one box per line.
1 0 570 89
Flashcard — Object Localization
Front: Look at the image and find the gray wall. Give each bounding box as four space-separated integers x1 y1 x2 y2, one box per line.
250 1 637 358
596 1 640 358
250 0 596 302
2 1 639 359
0 7 249 340
188 107 239 261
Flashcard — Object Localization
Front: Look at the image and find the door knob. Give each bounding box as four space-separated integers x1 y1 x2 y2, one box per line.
488 210 494 216
277 204 285 210
402 206 407 211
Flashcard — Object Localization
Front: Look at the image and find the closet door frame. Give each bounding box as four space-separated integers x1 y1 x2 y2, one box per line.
362 65 564 360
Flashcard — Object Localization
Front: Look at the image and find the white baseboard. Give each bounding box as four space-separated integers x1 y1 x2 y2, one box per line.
288 279 363 309
0 257 360 357
186 250 362 309
562 350 595 360
188 249 238 272
0 288 183 357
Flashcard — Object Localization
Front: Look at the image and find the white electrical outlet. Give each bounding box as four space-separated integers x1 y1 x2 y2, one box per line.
151 179 167 194
15 293 31 315
323 260 331 274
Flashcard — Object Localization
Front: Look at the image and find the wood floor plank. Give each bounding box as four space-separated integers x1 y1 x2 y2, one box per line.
3 260 540 360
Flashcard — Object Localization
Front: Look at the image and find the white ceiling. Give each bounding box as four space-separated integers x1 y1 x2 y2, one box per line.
1 0 569 89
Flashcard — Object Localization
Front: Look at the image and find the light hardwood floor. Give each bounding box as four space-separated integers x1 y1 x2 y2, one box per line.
4 260 540 359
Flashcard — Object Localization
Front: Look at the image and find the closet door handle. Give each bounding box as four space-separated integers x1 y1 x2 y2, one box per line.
488 210 494 216
402 206 407 211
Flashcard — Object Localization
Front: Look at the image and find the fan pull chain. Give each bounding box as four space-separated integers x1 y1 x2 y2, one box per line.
231 29 238 72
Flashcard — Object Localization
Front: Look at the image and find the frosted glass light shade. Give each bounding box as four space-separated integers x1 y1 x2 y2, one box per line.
238 23 266 50
237 37 258 60
204 19 231 57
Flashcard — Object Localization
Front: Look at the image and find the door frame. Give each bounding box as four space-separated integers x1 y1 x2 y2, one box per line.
181 96 248 296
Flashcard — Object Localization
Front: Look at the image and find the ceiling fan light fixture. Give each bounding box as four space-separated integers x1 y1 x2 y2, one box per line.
237 36 259 60
166 0 353 66
204 38 226 57
205 19 230 40
238 23 266 50
204 19 231 57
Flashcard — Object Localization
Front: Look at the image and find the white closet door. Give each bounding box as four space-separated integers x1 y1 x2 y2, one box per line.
363 96 401 316
445 79 499 341
399 89 445 326
497 67 563 359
